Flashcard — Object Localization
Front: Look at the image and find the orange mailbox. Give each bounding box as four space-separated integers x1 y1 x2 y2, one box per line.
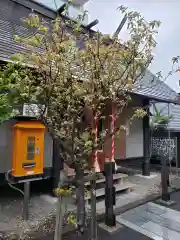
12 121 45 177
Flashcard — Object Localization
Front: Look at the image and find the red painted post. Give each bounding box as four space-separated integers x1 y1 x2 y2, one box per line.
94 114 100 172
104 107 116 227
110 112 116 162
90 113 99 240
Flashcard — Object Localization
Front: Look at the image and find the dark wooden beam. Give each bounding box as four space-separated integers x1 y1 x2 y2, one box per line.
113 14 127 38
86 19 99 29
57 3 66 14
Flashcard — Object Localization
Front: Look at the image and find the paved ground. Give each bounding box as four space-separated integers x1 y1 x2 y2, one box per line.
117 202 180 239
116 190 180 240
1 172 180 239
59 190 180 240
92 172 163 215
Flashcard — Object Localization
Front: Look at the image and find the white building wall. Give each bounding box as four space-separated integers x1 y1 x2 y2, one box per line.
126 119 144 158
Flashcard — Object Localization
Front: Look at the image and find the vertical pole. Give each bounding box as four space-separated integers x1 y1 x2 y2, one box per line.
167 103 170 186
90 176 97 240
76 166 85 233
142 98 150 176
161 154 170 201
23 181 30 220
93 115 100 172
90 115 98 240
110 110 117 170
104 108 116 227
177 134 180 169
161 122 170 202
54 196 63 240
54 171 65 240
95 115 98 166
111 112 115 162
104 161 116 227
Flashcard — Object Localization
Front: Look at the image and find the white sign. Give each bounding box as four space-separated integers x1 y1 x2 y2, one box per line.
23 103 47 117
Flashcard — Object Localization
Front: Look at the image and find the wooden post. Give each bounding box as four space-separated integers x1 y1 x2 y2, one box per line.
161 155 170 201
142 98 150 176
23 181 30 220
110 108 117 170
161 129 170 202
90 175 97 240
104 160 116 227
104 108 116 227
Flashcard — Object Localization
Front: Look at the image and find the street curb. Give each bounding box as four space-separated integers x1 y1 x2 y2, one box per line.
97 185 180 221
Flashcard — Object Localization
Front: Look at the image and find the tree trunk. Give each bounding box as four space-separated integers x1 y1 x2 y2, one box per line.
90 170 97 240
54 195 63 240
75 165 85 233
54 170 66 240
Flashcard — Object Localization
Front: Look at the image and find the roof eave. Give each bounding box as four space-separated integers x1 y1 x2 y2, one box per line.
131 92 180 105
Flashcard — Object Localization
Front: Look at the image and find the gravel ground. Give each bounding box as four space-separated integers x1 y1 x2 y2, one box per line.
1 172 180 239
33 223 151 240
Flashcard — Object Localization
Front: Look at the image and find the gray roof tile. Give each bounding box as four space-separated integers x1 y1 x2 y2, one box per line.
132 70 179 103
1 0 179 104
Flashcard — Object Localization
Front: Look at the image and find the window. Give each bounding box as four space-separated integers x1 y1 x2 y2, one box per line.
27 136 35 160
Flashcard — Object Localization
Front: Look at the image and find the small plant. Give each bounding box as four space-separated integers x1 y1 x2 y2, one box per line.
67 212 77 226
54 187 72 197
151 103 172 130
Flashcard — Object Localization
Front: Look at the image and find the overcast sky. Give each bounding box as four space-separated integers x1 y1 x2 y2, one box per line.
84 0 180 92
36 0 180 92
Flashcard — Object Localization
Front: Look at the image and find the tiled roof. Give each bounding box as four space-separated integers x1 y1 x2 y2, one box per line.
1 0 179 105
132 70 179 104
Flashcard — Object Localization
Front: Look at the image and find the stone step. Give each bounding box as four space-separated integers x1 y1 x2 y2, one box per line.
91 183 133 199
91 191 140 215
72 183 133 201
84 173 128 186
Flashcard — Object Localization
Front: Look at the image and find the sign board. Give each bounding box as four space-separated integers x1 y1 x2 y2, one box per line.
23 103 47 117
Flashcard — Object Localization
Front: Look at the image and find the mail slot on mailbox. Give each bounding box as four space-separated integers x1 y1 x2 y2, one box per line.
11 121 45 177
